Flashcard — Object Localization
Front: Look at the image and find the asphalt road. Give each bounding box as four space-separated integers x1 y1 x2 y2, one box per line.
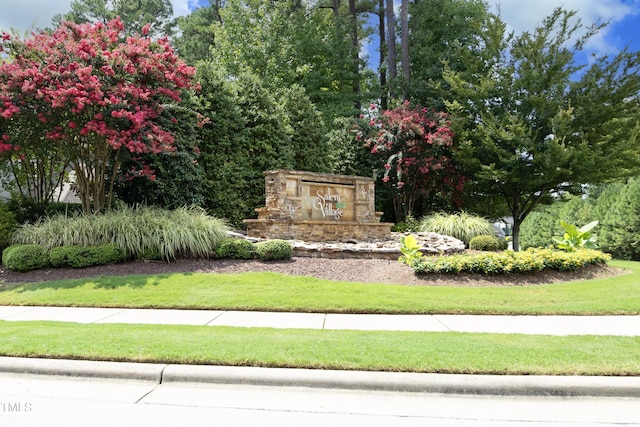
1 373 638 427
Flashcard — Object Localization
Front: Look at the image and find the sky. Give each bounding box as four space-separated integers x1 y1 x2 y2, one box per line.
496 0 640 56
1 0 639 64
0 0 198 35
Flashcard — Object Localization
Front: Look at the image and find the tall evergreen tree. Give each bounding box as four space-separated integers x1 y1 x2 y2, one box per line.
172 0 221 64
207 0 368 120
445 8 640 250
408 0 488 108
600 178 640 260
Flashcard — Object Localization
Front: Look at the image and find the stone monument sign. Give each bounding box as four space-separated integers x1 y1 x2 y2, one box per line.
244 170 393 242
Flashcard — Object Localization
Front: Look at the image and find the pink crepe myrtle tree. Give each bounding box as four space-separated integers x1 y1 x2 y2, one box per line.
354 101 465 222
0 18 198 213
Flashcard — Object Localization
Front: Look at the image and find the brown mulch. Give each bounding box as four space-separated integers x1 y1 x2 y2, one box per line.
0 256 625 287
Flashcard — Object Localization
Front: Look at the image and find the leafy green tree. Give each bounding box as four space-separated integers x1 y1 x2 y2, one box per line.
444 8 640 251
193 63 250 226
591 182 624 234
195 63 295 226
53 0 175 37
279 84 331 173
235 73 294 173
519 208 557 249
211 0 363 119
194 61 335 226
408 0 489 108
0 112 71 204
110 103 205 209
327 116 378 177
353 102 464 222
172 0 221 64
1 19 197 213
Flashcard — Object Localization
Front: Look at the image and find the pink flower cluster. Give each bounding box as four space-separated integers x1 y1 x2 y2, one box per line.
0 18 197 157
357 101 465 203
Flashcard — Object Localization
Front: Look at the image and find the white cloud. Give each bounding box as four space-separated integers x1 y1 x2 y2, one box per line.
0 0 199 35
0 0 71 34
492 0 639 55
171 0 198 18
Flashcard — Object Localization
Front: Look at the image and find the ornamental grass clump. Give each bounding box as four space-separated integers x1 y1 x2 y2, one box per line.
10 206 228 261
418 211 496 245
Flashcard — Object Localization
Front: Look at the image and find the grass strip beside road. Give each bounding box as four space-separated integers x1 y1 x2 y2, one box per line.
1 321 638 376
0 260 638 315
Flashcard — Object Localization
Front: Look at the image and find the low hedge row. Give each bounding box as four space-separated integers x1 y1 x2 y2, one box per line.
2 244 51 272
2 238 294 272
49 245 128 268
2 243 127 272
468 235 507 251
215 238 293 261
411 248 611 275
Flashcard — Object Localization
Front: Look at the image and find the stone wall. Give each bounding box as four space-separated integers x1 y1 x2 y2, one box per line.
230 231 466 259
245 170 393 242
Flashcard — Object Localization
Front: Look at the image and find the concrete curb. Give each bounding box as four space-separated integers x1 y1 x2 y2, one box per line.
0 356 165 382
1 357 639 398
161 365 640 397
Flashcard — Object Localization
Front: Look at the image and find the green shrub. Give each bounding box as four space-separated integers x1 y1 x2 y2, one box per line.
45 202 84 218
520 195 597 250
3 244 50 272
0 204 17 251
2 244 21 266
469 235 503 251
6 195 83 225
137 247 163 261
6 195 50 225
110 105 206 210
254 240 293 261
391 215 419 233
412 248 610 275
418 211 496 245
49 244 127 268
215 238 256 259
49 246 73 267
519 209 556 249
520 181 640 259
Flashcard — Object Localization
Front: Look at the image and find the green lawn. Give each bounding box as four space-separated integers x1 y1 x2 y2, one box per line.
1 260 638 375
1 321 638 376
0 260 638 315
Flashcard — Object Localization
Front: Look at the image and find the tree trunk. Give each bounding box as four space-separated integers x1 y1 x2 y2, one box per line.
385 0 397 99
512 217 521 252
72 136 115 214
400 0 410 100
348 0 361 109
391 189 417 223
378 0 387 109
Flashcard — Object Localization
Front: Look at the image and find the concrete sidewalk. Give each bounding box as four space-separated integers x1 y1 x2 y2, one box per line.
1 305 639 336
1 306 639 398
